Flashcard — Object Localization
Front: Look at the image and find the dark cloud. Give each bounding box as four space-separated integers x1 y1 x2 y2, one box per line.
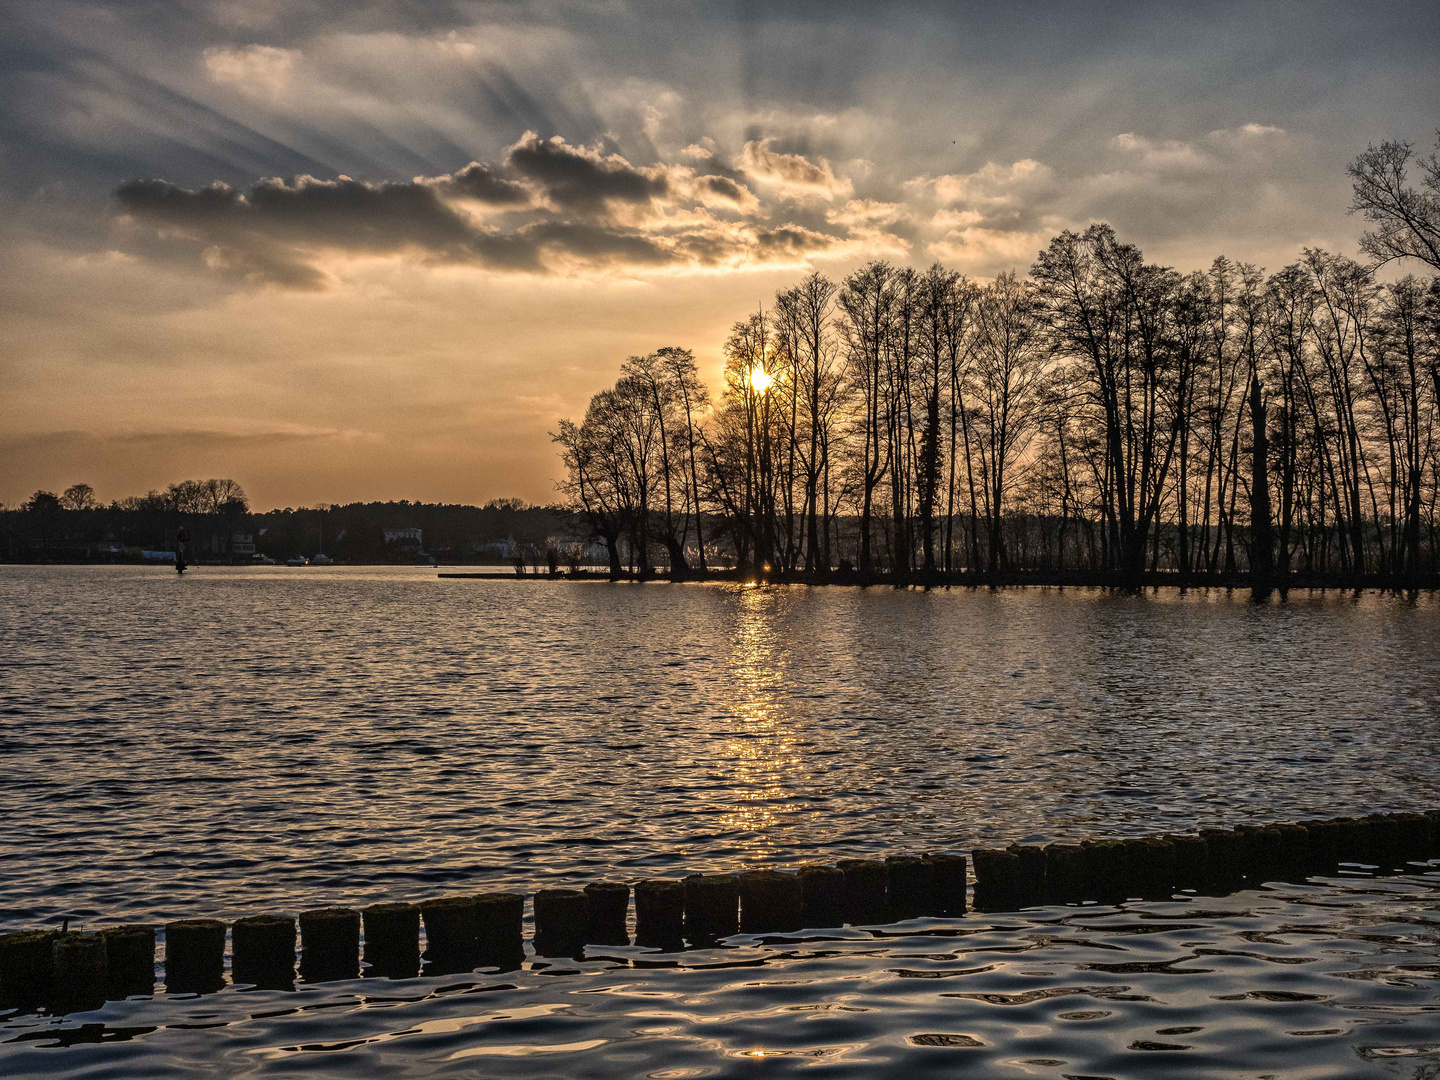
110 136 857 284
439 161 531 205
504 131 668 211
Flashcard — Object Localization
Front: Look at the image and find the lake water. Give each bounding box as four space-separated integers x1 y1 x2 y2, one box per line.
4 565 1440 1076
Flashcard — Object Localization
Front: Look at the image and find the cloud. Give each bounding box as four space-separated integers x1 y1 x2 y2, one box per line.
908 160 1054 209
737 139 852 202
111 135 849 285
201 44 300 99
503 130 669 212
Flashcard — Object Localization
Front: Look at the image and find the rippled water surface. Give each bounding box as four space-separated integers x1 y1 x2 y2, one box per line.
9 877 1440 1078
5 566 1440 1076
3 565 1440 927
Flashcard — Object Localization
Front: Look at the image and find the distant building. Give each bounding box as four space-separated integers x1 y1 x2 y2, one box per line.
232 533 256 556
384 527 423 550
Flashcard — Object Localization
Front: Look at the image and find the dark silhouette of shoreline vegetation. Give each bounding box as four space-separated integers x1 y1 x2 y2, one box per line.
5 137 1438 591
0 484 578 567
555 135 1440 592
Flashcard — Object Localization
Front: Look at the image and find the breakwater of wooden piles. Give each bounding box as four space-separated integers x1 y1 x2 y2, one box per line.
3 810 1437 1013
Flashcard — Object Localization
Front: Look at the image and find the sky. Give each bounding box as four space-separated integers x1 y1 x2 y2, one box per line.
1 0 1437 509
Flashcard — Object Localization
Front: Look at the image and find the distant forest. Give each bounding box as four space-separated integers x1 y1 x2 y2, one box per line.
0 483 576 566
556 135 1440 586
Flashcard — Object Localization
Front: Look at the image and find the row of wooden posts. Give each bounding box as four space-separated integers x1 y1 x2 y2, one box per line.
2 810 1436 1014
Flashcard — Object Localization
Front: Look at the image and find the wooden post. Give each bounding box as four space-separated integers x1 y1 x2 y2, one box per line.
683 874 739 942
583 882 630 946
533 889 587 957
738 871 802 933
420 896 480 974
99 924 155 999
928 853 967 916
1043 843 1087 903
634 879 684 948
798 864 845 928
971 848 1022 911
231 915 295 990
363 902 420 979
1007 844 1047 906
836 859 886 925
884 855 934 921
52 933 107 1013
299 907 360 983
164 919 225 994
474 892 524 969
0 930 56 1008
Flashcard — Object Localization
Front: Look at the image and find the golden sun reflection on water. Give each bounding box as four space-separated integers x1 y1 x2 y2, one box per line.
715 587 806 856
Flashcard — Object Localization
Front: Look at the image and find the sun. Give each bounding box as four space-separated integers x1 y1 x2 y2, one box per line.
747 365 773 395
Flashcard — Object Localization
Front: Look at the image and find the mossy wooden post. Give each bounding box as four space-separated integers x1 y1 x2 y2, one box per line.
1125 836 1177 898
1085 841 1129 904
100 925 155 999
1368 813 1405 872
684 874 739 942
474 892 524 970
1044 844 1088 903
928 853 967 916
164 919 225 994
1300 819 1339 875
1271 823 1310 882
837 859 887 925
1234 824 1284 883
1167 835 1208 891
1197 829 1244 891
1394 812 1430 867
534 889 588 957
52 932 107 1013
971 848 1022 912
584 882 630 946
420 896 480 975
738 871 803 934
299 907 360 983
1424 810 1440 857
1007 844 1047 906
884 855 935 921
1333 816 1371 868
231 914 296 990
798 864 846 928
363 902 420 979
634 879 684 948
0 930 56 1008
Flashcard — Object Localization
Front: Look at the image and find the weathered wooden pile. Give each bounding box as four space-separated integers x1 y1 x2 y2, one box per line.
2 810 1435 1014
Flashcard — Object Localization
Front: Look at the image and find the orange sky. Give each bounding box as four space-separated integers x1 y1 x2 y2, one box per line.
2 1 1437 509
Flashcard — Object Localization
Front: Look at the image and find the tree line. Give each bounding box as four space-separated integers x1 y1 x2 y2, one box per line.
555 134 1440 586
